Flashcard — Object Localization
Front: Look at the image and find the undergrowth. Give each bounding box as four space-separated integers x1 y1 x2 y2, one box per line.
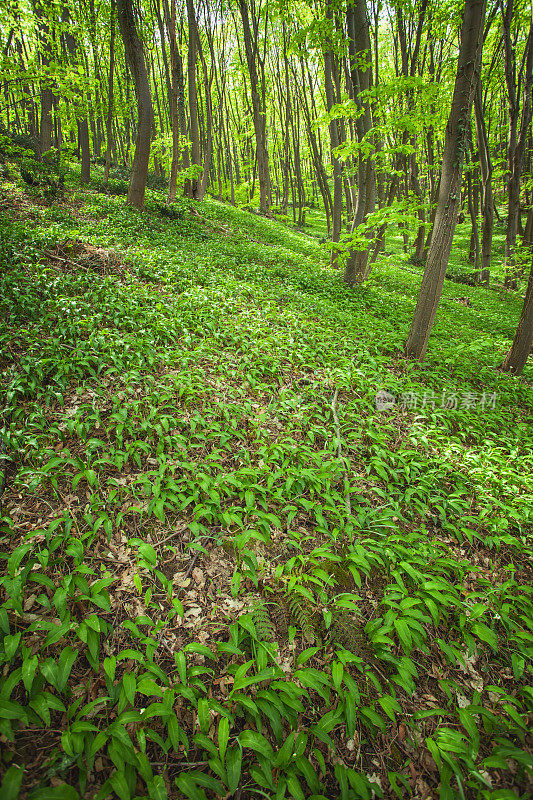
0 171 531 800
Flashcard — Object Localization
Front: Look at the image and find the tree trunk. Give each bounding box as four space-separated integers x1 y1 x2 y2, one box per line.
524 207 533 249
104 0 116 185
238 0 270 213
117 0 153 209
185 0 201 199
466 141 481 276
405 0 487 360
32 0 55 155
63 8 91 183
344 0 376 286
501 254 533 374
197 31 214 200
161 0 180 200
298 57 332 234
324 1 343 265
474 83 493 285
502 4 533 287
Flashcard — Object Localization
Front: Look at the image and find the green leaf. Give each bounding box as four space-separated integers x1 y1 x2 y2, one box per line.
1 765 24 800
29 786 80 800
331 661 343 691
503 703 527 730
136 678 163 698
218 716 229 761
138 543 157 565
193 733 218 759
22 655 39 692
238 729 273 758
471 623 498 650
377 694 401 721
146 774 168 800
297 647 320 665
175 651 187 684
184 643 215 660
274 731 297 768
231 665 280 694
122 672 136 704
3 633 21 661
226 745 242 794
110 769 131 800
457 707 480 741
57 647 78 691
0 699 27 722
175 774 208 800
394 619 412 652
294 668 330 702
185 771 225 794
197 697 210 734
287 771 305 800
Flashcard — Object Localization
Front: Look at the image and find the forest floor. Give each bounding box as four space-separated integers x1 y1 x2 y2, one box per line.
0 173 532 800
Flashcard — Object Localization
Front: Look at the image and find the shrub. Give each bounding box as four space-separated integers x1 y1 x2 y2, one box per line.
19 149 66 198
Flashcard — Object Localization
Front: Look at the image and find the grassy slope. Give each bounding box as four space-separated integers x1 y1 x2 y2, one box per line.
0 175 532 800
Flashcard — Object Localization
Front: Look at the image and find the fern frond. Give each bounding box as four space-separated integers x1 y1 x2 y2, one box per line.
287 593 316 644
251 597 275 642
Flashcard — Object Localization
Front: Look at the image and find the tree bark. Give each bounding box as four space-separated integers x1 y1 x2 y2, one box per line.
405 0 487 360
501 3 533 286
344 0 376 285
238 0 270 213
117 0 153 209
501 254 533 374
197 24 214 201
185 0 201 198
324 0 343 264
474 82 493 285
32 0 55 155
161 0 180 200
104 0 116 185
63 8 91 183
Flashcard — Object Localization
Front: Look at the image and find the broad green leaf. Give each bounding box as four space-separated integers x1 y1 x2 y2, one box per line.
238 729 273 758
197 697 210 734
226 745 242 794
218 716 229 761
471 623 498 650
1 765 24 800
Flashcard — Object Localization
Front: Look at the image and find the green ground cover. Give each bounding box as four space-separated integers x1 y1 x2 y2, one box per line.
0 170 532 800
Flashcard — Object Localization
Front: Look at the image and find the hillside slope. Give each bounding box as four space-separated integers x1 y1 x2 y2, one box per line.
0 182 532 800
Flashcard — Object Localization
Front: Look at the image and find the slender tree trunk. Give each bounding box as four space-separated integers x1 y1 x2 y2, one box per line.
32 0 55 155
466 143 481 277
524 207 533 249
104 0 116 185
501 254 533 374
117 0 153 209
88 0 103 158
197 34 214 200
368 173 399 267
298 58 332 234
238 0 270 213
405 0 487 360
502 4 533 287
63 8 91 183
474 83 493 285
344 0 376 285
324 1 343 264
176 16 189 175
185 0 201 198
161 0 180 200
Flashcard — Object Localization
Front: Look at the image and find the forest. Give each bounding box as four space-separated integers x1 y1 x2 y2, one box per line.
0 0 532 798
